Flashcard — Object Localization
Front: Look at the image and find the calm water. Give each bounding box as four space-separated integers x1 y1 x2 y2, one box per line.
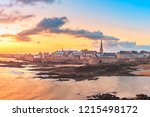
0 57 150 100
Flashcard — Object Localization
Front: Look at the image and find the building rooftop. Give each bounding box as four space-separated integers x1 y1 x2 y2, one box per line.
96 53 116 57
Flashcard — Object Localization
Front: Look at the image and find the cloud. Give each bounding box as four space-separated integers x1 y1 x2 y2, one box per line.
38 17 67 29
62 29 104 40
0 9 34 23
0 0 56 7
118 41 150 51
11 17 119 41
102 40 150 52
119 41 136 47
16 0 56 5
0 34 31 42
101 36 120 41
1 16 149 52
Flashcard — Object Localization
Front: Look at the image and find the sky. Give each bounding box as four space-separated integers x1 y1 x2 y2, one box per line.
0 0 150 54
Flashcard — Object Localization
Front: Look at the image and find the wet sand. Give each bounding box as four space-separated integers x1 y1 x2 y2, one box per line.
0 58 150 100
132 64 150 76
1 75 150 100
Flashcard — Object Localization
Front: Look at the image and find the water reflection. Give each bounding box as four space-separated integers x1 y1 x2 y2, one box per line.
0 57 24 62
0 57 150 100
0 66 150 99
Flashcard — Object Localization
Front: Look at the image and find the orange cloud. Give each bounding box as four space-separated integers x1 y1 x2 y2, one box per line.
1 17 119 42
0 34 31 42
0 9 34 24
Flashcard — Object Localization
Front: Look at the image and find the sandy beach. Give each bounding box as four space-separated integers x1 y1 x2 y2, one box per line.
132 64 150 76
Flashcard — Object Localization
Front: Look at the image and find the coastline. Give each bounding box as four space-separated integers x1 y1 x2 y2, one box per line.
32 62 138 81
0 60 150 100
0 60 150 81
132 64 150 76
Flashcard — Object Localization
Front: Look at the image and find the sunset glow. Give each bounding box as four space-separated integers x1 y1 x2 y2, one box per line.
0 0 150 54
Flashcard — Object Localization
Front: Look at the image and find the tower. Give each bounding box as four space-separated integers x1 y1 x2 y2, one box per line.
100 40 103 54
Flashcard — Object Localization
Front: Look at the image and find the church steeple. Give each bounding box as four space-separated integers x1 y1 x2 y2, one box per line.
100 40 103 54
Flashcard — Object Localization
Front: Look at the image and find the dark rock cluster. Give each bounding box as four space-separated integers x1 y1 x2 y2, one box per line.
87 93 150 100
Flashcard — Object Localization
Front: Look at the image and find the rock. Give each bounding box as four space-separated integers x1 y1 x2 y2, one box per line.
87 93 150 100
136 94 150 100
87 93 120 100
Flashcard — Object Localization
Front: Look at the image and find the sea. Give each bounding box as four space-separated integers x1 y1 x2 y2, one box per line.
0 57 150 100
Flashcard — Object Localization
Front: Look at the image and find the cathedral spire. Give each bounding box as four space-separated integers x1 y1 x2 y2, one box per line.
100 40 103 54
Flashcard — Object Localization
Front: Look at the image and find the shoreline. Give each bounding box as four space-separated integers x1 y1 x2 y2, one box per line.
0 60 150 100
0 60 150 81
32 62 138 81
132 64 150 76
